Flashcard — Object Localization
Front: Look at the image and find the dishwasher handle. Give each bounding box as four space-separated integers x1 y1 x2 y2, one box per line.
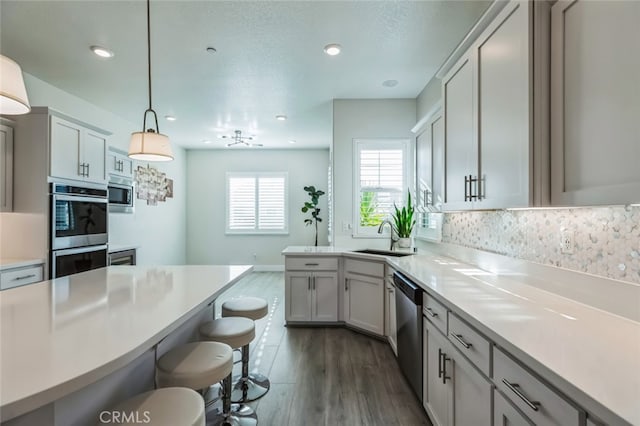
393 272 423 305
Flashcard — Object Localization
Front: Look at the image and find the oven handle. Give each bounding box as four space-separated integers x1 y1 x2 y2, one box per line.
53 194 108 204
53 244 108 257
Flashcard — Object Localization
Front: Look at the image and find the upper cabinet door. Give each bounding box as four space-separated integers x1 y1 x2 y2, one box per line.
443 54 476 211
475 1 532 209
84 130 108 185
551 0 640 205
50 116 83 181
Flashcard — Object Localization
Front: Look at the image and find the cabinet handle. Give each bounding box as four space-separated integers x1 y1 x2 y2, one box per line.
86 163 90 177
312 276 316 290
502 379 541 412
345 278 349 291
308 276 311 290
438 348 450 384
425 307 438 317
78 163 85 177
464 175 469 201
12 274 36 281
305 263 319 266
451 333 472 349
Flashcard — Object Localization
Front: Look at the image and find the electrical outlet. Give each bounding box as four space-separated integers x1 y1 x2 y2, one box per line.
560 230 574 254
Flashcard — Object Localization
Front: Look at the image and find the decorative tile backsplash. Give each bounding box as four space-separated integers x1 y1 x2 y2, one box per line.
442 206 640 284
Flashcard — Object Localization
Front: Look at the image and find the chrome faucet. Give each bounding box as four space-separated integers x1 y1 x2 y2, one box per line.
378 219 398 251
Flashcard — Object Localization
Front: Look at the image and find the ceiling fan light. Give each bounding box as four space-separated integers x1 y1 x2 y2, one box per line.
0 54 31 115
129 130 173 161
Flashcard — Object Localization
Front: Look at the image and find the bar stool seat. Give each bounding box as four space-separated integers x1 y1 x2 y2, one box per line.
199 317 255 349
106 387 205 426
155 341 257 426
156 342 233 390
221 297 268 320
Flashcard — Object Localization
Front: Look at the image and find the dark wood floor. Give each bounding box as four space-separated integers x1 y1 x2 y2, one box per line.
215 272 432 426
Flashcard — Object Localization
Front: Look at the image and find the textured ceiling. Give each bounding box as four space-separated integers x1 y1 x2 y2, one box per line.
0 1 490 149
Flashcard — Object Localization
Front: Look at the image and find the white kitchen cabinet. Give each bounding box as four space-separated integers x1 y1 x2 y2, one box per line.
442 53 476 211
0 124 14 212
108 147 134 179
442 1 546 210
285 256 339 324
424 319 453 426
424 313 492 426
384 275 397 355
494 346 582 425
344 257 385 336
0 263 44 290
494 389 534 426
50 115 108 185
551 0 640 205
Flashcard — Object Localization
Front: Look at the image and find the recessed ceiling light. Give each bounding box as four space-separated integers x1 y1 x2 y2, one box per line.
165 115 176 121
382 80 399 88
206 47 217 53
203 139 212 144
275 115 287 121
90 45 114 58
288 140 296 144
324 43 342 56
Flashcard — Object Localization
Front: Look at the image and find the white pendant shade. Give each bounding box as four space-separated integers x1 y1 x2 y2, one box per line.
129 131 174 162
0 54 31 115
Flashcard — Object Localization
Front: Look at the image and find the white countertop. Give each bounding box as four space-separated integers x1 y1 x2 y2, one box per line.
0 258 45 271
282 245 414 260
0 264 252 421
389 254 640 426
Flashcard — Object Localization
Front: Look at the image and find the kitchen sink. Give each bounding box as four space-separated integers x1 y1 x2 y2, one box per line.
351 249 413 257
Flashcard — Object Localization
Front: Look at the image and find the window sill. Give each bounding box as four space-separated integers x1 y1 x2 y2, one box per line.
225 231 290 236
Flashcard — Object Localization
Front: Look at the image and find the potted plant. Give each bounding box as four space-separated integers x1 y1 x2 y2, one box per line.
392 189 416 248
301 185 325 246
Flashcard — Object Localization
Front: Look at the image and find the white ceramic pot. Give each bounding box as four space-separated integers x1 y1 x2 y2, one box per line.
398 237 411 248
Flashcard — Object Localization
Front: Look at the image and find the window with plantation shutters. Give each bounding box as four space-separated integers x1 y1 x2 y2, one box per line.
226 172 288 234
353 139 410 236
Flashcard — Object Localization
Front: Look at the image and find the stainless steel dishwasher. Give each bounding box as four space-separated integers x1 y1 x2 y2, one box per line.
394 272 423 401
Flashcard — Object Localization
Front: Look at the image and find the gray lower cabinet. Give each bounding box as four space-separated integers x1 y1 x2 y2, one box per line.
494 388 534 426
424 317 493 426
285 271 338 323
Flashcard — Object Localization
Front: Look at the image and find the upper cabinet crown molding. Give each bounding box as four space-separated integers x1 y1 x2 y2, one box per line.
435 0 510 80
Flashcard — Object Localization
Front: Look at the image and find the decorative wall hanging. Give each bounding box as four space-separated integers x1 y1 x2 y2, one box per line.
134 164 174 206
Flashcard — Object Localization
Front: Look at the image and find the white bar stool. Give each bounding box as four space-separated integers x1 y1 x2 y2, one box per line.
102 387 205 426
156 341 257 426
220 297 270 403
199 316 268 403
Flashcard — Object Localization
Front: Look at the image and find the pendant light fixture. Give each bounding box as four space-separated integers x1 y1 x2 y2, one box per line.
0 54 31 115
128 0 173 162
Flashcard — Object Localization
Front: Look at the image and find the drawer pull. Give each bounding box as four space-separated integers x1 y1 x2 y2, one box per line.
502 379 541 412
345 278 349 291
452 333 472 349
305 263 319 266
425 307 438 317
13 274 37 281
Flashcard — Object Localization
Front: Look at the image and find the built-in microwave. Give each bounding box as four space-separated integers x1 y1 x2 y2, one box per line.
108 177 134 213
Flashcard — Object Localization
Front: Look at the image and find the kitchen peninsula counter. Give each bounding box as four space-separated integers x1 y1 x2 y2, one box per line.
0 264 252 422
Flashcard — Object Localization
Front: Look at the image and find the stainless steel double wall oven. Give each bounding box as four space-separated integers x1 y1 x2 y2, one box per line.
50 182 108 278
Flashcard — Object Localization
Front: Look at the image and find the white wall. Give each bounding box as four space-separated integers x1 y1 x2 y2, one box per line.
186 149 329 267
332 99 417 249
0 73 187 265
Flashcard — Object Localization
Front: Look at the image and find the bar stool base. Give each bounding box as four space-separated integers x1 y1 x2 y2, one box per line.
206 403 257 426
230 372 270 403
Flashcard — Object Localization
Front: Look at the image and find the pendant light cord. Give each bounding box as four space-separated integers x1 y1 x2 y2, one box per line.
142 0 160 134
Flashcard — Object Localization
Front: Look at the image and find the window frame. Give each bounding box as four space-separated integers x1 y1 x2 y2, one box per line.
225 171 289 235
352 138 411 238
